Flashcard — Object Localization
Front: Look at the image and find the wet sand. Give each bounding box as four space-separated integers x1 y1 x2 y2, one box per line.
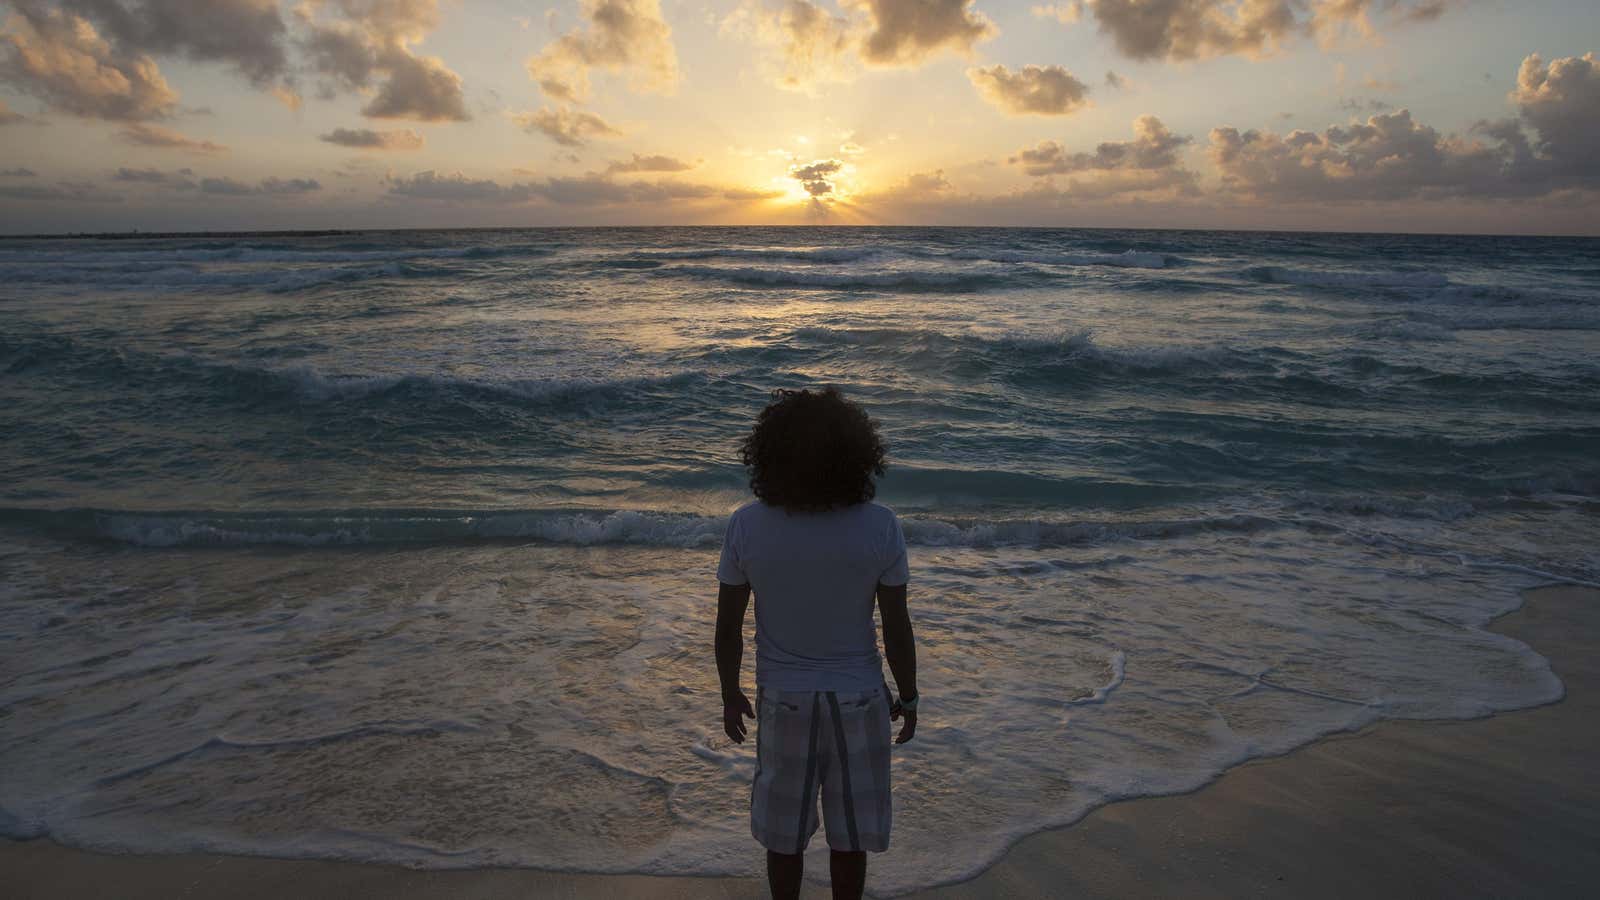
4 584 1596 898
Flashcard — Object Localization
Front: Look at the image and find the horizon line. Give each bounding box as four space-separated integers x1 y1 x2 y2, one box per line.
4 223 1598 241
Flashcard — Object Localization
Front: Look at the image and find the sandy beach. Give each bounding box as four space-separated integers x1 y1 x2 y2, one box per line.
4 583 1595 898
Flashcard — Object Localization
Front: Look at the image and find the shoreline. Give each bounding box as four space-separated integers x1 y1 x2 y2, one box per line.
4 584 1597 898
913 582 1599 898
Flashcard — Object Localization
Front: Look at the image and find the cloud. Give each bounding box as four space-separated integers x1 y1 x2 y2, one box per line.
527 0 679 102
904 170 953 193
514 107 623 147
1031 2 1082 24
790 159 843 180
1011 114 1190 174
0 1 475 124
387 170 533 203
116 123 226 153
856 157 1215 220
721 0 856 92
0 1 179 120
856 0 995 65
723 186 785 200
57 0 291 86
1006 115 1199 198
1104 69 1125 89
605 153 695 173
300 17 378 91
259 176 320 194
1 167 36 177
0 100 23 124
1083 0 1294 60
1210 54 1600 203
789 157 844 196
384 169 745 207
724 0 995 90
111 166 191 186
319 127 425 151
0 178 120 201
859 168 955 202
331 156 383 178
301 2 443 61
1079 0 1459 63
200 175 254 195
297 0 470 121
1210 109 1506 201
123 166 195 189
198 174 321 196
1510 52 1600 177
968 64 1090 115
362 46 468 120
0 1 304 122
1338 96 1391 113
529 174 720 205
775 0 856 88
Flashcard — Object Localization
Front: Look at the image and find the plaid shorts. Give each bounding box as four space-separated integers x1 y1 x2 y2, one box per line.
751 685 893 854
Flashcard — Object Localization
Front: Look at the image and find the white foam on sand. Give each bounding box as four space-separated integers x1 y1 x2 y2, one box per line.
0 504 1582 895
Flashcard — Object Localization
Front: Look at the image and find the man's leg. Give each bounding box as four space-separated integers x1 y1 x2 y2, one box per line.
767 849 803 900
817 688 891 899
829 849 866 900
755 691 822 897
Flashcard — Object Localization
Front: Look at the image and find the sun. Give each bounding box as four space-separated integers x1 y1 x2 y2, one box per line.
783 182 816 204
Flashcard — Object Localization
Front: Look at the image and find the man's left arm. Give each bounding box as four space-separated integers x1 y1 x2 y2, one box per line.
715 581 754 743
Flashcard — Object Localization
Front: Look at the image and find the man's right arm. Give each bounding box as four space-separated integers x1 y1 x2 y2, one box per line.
877 582 917 744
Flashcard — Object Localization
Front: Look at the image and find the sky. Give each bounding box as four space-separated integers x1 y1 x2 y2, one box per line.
0 0 1597 234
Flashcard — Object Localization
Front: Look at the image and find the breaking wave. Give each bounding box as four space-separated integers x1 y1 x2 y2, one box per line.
0 502 1533 550
0 507 1290 549
0 243 551 265
268 366 698 405
788 325 1239 373
1243 265 1451 289
627 245 1176 269
628 246 894 263
0 334 698 409
0 261 416 292
664 264 1030 290
945 248 1174 268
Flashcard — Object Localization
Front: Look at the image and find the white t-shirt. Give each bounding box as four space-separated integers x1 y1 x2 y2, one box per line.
717 500 911 692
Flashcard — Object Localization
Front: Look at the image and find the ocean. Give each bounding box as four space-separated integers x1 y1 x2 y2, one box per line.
1 226 1596 893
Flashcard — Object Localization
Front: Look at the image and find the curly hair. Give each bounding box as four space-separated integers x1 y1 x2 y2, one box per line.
740 387 887 512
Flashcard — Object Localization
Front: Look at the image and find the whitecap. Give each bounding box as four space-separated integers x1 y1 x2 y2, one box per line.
1243 265 1450 289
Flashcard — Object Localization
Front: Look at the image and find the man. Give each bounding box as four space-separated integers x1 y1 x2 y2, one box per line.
715 387 919 900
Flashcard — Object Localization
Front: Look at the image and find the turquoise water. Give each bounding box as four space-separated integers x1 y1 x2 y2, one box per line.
1 227 1596 892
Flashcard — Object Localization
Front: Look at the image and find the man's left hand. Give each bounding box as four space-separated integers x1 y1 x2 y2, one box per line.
890 696 917 744
723 692 754 743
